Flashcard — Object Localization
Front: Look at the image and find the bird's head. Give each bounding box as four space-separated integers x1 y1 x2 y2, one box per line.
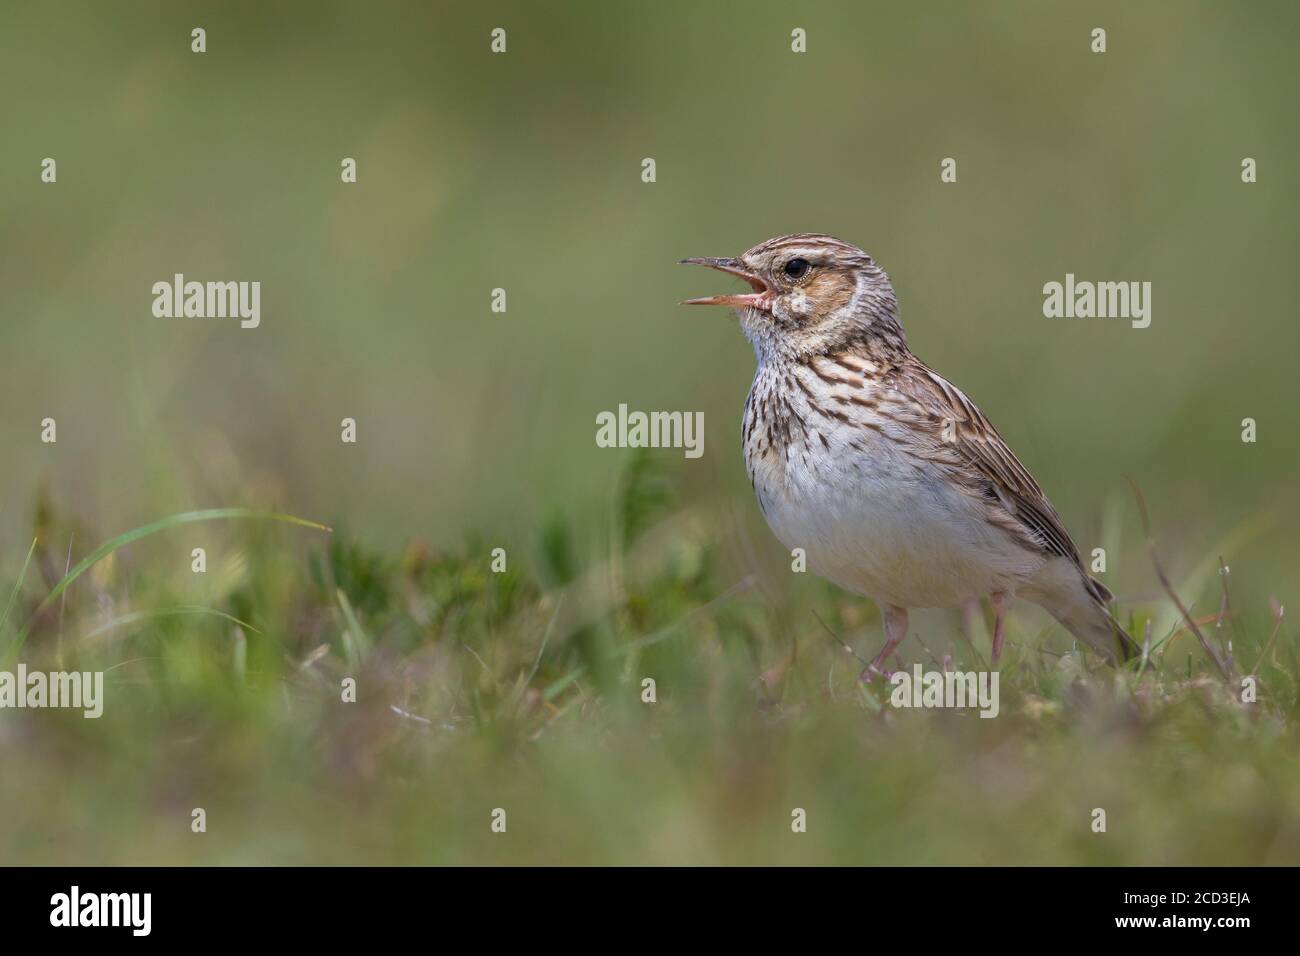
681 233 904 361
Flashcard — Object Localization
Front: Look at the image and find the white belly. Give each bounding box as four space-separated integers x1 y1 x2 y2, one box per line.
752 431 1044 609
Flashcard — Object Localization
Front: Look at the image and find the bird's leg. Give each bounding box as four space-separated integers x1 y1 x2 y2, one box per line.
860 605 908 682
989 591 1013 664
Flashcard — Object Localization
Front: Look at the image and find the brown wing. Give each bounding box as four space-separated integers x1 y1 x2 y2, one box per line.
894 359 1085 566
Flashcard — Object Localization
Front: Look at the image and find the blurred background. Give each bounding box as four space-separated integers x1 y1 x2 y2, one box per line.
2 1 1298 865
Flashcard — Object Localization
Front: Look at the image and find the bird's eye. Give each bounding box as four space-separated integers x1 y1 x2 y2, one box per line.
783 258 810 279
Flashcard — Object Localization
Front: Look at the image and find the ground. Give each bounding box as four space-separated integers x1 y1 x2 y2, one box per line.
2 453 1294 865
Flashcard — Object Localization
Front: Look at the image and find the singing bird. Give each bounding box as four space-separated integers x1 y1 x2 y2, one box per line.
682 234 1139 679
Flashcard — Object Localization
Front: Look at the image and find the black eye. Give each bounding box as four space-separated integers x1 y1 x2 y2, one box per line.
783 258 810 279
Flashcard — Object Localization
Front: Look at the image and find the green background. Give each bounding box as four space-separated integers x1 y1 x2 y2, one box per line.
2 1 1298 865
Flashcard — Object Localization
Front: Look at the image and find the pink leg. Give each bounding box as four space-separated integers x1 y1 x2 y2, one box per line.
860 605 908 682
990 591 1013 664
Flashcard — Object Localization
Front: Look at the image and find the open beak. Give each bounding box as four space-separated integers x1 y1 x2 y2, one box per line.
679 257 770 309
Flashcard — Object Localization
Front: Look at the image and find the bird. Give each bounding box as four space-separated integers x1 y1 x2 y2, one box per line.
681 233 1139 680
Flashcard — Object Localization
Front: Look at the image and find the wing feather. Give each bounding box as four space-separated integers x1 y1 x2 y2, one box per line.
897 361 1084 565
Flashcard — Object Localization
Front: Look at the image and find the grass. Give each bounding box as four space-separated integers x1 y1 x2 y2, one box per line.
4 508 331 662
1 451 1297 865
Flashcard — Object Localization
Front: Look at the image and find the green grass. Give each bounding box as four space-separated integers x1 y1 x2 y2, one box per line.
2 452 1296 865
3 508 330 662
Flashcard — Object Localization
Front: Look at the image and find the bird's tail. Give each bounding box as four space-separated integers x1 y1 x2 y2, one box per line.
1029 562 1141 664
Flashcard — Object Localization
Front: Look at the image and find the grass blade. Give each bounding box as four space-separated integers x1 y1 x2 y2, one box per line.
0 538 38 637
335 588 370 668
1128 480 1231 680
80 606 263 643
6 508 329 660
